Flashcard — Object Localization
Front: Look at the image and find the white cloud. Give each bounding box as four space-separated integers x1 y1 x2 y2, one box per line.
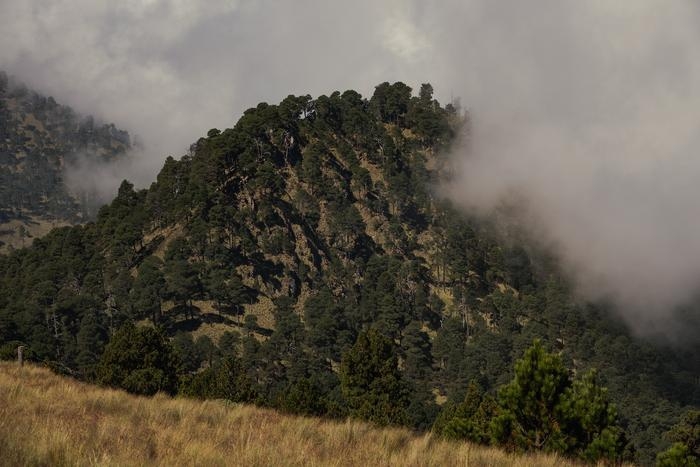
381 14 430 62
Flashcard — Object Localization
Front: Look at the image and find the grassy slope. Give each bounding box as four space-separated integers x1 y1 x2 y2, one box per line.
0 216 72 253
0 363 589 467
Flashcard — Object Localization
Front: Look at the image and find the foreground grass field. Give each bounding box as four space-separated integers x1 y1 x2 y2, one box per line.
0 362 595 466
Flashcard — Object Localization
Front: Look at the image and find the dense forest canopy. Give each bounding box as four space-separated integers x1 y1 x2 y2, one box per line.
0 82 697 465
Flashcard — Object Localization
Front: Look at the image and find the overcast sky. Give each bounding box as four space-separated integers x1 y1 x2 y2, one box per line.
0 0 445 166
2 0 700 336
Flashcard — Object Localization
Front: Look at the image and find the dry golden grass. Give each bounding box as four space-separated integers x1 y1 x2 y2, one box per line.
0 362 588 467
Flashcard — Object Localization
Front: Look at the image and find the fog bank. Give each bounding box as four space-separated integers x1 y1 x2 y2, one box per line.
3 0 700 334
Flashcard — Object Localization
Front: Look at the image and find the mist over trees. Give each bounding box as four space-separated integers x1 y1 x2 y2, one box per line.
0 83 697 465
0 71 132 251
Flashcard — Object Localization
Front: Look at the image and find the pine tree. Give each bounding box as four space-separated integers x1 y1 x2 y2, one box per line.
164 257 201 319
75 310 107 378
491 341 629 462
491 340 570 452
96 323 180 395
438 382 492 444
339 329 409 426
131 256 164 324
657 410 700 467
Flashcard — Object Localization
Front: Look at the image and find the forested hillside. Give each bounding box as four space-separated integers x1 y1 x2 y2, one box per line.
0 82 697 465
0 71 131 251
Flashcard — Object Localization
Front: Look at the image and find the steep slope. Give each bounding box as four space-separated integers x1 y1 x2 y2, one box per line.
0 82 697 464
0 362 585 467
0 71 131 251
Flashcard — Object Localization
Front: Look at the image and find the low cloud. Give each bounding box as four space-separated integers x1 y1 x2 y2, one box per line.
3 0 700 335
440 1 700 336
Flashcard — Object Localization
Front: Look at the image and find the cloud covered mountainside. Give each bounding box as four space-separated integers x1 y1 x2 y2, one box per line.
0 71 131 251
0 83 697 464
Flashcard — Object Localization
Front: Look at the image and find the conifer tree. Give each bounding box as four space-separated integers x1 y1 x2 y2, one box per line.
492 341 629 462
657 410 700 467
96 323 179 395
339 329 409 426
75 310 107 378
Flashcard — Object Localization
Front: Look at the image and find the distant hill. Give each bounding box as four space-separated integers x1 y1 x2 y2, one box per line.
0 71 131 251
0 362 586 467
0 82 697 464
